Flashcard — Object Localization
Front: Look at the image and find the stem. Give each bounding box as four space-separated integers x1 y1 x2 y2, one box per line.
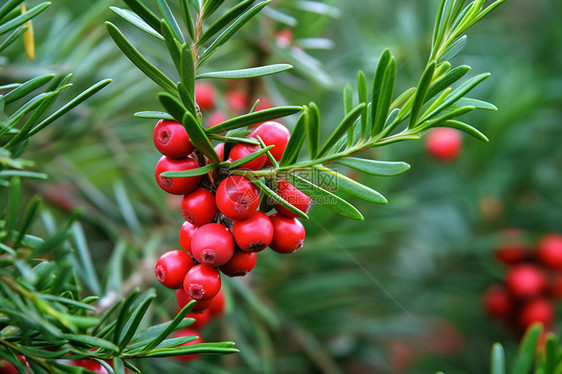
192 10 204 68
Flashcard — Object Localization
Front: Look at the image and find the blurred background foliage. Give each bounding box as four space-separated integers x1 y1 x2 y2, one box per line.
2 0 561 372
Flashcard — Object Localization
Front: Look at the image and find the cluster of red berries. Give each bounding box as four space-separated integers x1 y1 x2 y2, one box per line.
152 90 312 330
483 231 562 334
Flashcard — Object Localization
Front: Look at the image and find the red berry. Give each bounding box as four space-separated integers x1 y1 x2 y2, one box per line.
174 328 204 362
482 285 511 320
494 245 527 265
276 28 293 48
206 111 228 128
220 249 257 277
269 213 305 254
68 359 112 374
215 175 260 220
256 97 274 112
208 288 226 317
538 233 562 270
506 265 546 299
181 188 217 227
251 121 290 162
275 180 311 218
153 119 194 159
195 82 215 111
226 90 249 113
232 211 273 252
228 143 267 170
191 223 235 267
155 156 201 195
214 143 225 161
183 264 221 301
179 221 197 255
155 250 195 289
518 299 554 330
176 288 212 313
425 127 462 161
550 274 562 298
186 308 211 329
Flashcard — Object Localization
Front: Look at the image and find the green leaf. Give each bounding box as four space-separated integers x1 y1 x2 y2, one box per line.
0 27 26 53
110 7 164 41
439 119 489 142
409 61 436 128
512 323 542 374
11 195 40 250
140 301 195 352
0 0 24 21
370 49 391 135
3 74 55 104
5 176 21 240
306 102 320 158
118 291 156 350
279 111 308 167
438 34 467 62
490 343 505 374
183 111 220 163
160 163 216 177
206 106 303 134
417 106 475 131
61 334 119 352
372 57 396 135
160 20 182 75
156 0 185 44
178 82 197 116
122 0 162 32
179 44 195 102
421 73 490 122
425 65 470 103
106 22 177 95
114 288 140 345
134 111 175 120
247 177 309 219
290 174 363 220
27 78 111 138
336 157 411 176
317 103 365 157
197 1 271 67
196 64 292 79
544 333 558 374
0 2 49 36
197 0 254 46
454 98 497 111
202 0 226 19
229 145 274 169
158 92 187 123
358 71 368 139
316 166 387 204
179 0 195 40
140 342 239 357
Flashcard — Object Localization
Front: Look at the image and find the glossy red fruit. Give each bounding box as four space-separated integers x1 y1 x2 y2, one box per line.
518 299 554 330
425 127 462 161
206 111 228 128
506 265 546 299
155 156 201 195
176 288 212 313
195 82 215 111
181 188 217 227
208 288 226 317
276 28 293 48
174 328 204 362
186 308 212 329
275 180 311 218
183 264 221 301
251 121 290 162
0 356 30 374
214 143 225 161
482 285 511 320
228 143 267 170
215 175 260 220
226 90 249 113
153 119 194 159
494 245 527 265
220 249 257 277
155 250 195 289
191 223 235 267
538 233 562 270
269 213 305 254
232 211 273 252
179 221 197 255
68 359 112 374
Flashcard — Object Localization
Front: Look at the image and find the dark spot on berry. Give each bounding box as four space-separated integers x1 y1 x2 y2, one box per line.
248 240 265 252
158 129 172 145
155 265 165 283
188 284 205 300
160 176 173 188
201 249 217 265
